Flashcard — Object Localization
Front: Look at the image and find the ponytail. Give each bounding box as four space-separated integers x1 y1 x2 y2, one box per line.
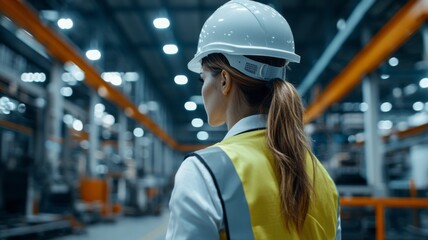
201 53 316 232
267 80 315 232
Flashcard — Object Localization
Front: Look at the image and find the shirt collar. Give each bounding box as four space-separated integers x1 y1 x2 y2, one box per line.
224 114 267 140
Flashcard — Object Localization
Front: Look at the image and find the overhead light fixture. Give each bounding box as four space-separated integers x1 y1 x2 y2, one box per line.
72 119 83 131
63 114 74 125
86 49 101 61
380 74 390 79
102 114 115 128
174 75 188 85
359 102 368 112
197 131 209 141
336 19 346 30
133 127 144 137
388 57 399 67
20 72 46 82
378 120 393 130
419 77 428 88
413 101 424 111
102 72 122 86
17 103 26 113
380 102 392 112
57 18 73 30
153 17 170 29
60 86 73 97
163 44 178 54
184 101 197 111
404 84 418 95
191 118 204 128
124 72 139 82
392 87 402 98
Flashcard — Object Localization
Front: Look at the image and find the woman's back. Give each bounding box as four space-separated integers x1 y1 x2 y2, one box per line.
193 128 339 239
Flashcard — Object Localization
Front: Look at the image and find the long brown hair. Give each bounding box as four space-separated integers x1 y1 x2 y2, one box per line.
202 53 316 232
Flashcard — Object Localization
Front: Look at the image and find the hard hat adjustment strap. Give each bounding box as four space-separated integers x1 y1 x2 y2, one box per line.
223 54 286 81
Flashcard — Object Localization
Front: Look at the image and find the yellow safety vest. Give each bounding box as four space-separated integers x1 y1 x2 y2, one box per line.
190 129 340 240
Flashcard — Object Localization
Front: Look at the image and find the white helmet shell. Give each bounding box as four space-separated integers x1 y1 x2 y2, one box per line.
188 0 300 76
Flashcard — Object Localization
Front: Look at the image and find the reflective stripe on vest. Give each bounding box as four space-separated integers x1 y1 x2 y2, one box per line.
192 146 254 240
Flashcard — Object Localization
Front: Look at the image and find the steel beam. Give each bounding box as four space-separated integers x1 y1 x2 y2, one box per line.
304 0 428 124
298 0 375 95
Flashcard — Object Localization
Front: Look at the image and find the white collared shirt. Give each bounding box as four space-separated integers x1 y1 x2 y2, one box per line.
165 115 267 240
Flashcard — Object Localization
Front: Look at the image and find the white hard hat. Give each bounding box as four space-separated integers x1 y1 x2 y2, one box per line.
188 0 300 81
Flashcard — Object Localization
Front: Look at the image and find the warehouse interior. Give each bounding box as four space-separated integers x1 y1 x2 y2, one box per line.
0 0 428 239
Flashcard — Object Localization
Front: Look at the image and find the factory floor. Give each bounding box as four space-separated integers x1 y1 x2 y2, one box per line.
54 211 169 240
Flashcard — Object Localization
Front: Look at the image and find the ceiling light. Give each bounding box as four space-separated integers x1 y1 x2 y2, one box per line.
63 114 74 125
197 131 209 141
191 118 204 128
133 127 144 137
380 74 390 79
163 44 178 54
57 18 73 30
72 119 83 131
378 120 392 130
392 87 402 98
380 102 392 112
413 101 424 111
17 103 26 113
336 19 346 30
86 49 101 61
94 103 105 114
102 114 115 128
388 57 399 67
102 72 122 86
347 135 356 143
124 72 139 82
153 17 170 29
419 77 428 88
359 102 368 112
397 121 408 131
174 75 188 85
147 101 159 111
60 86 73 97
404 84 418 95
184 101 197 111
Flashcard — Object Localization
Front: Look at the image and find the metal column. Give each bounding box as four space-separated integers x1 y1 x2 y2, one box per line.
363 75 385 196
118 112 127 161
88 92 100 176
45 62 64 179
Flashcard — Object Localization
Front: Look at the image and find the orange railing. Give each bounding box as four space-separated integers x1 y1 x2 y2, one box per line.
340 197 428 240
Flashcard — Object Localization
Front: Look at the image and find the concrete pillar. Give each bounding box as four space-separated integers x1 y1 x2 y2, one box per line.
118 112 127 161
45 62 64 179
134 129 143 170
143 134 153 174
153 139 163 174
88 92 100 176
422 25 428 62
362 75 385 196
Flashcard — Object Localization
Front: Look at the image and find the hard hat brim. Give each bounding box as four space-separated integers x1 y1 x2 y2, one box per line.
187 45 300 74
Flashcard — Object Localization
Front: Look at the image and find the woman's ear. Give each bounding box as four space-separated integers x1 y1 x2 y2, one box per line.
220 70 232 95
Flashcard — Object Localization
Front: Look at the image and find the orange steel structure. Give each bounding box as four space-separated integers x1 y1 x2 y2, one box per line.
304 0 428 124
0 119 33 135
340 197 428 240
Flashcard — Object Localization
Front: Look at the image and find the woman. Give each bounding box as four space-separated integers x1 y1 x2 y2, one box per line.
166 1 341 239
